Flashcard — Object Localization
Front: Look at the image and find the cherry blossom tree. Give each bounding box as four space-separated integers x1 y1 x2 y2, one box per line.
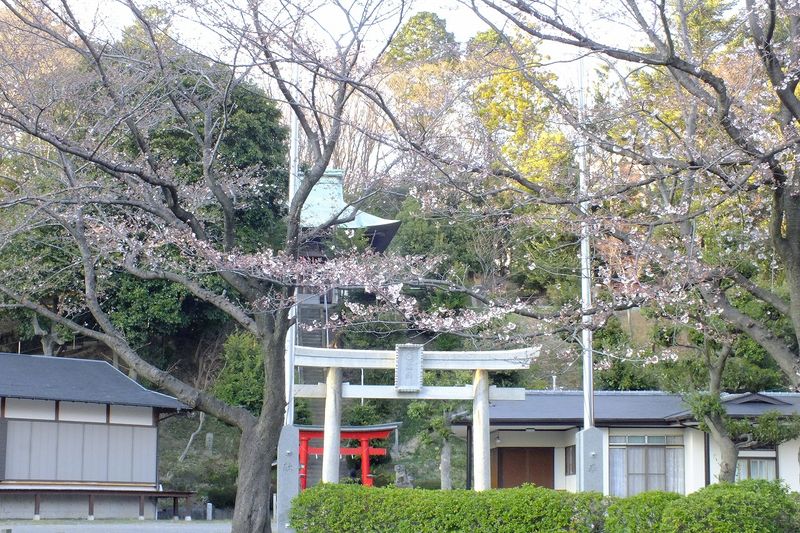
0 2 436 532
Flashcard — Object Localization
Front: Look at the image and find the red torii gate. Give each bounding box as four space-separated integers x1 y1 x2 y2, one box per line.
298 423 399 489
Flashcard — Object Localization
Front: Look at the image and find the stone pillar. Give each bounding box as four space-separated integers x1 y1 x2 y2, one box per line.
576 426 604 493
472 369 491 491
322 367 342 483
276 424 300 533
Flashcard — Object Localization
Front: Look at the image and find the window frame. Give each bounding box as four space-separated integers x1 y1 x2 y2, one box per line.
565 445 576 476
609 434 684 498
735 448 778 482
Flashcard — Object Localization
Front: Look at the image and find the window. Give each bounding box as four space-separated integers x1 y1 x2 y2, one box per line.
609 435 684 497
736 449 777 481
565 445 576 475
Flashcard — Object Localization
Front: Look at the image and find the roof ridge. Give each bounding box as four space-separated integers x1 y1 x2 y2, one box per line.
0 352 107 364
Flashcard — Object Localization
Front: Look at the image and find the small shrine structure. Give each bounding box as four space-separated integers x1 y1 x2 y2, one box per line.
297 423 399 489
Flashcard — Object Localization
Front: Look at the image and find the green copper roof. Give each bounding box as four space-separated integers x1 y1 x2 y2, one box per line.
299 169 399 230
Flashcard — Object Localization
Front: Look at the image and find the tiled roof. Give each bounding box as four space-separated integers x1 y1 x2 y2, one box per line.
473 390 800 426
0 352 185 410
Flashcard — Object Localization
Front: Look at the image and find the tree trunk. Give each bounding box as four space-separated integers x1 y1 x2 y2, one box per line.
231 421 272 533
704 413 739 483
229 314 287 533
440 436 452 490
715 433 739 483
32 316 61 356
785 259 800 366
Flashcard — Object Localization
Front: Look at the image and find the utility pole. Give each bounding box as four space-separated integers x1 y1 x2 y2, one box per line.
284 54 300 426
575 12 604 493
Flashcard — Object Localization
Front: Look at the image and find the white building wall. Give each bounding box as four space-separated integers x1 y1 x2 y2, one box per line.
109 405 152 426
5 398 55 420
683 427 707 494
59 401 106 423
778 438 800 492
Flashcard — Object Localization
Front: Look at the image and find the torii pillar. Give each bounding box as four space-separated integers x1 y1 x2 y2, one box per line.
321 367 342 483
472 369 491 490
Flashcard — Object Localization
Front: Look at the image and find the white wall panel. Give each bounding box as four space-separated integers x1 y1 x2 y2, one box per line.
59 401 105 423
5 399 55 420
108 426 133 481
29 422 58 479
82 424 109 481
56 423 84 480
5 420 31 479
109 405 151 426
132 427 157 483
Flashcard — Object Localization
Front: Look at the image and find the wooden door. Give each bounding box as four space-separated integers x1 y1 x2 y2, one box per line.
496 447 554 488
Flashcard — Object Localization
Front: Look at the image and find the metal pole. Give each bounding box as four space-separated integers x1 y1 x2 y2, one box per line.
578 28 594 431
284 55 300 426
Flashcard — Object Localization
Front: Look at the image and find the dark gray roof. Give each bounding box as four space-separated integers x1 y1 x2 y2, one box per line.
474 390 800 427
0 353 185 410
668 392 800 420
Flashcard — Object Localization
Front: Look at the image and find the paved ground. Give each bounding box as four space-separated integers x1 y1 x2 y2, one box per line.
0 520 233 533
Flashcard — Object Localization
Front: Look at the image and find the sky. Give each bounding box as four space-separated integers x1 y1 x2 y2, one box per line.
66 1 609 83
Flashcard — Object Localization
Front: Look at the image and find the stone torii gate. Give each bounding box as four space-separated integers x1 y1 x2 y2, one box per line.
275 343 537 531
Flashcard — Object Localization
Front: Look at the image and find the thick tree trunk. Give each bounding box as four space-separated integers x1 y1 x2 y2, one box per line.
229 313 287 533
440 437 452 490
231 421 272 533
704 413 739 483
785 260 800 365
714 433 739 483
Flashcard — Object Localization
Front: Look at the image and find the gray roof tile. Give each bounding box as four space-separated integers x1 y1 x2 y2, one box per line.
0 352 186 410
484 390 800 426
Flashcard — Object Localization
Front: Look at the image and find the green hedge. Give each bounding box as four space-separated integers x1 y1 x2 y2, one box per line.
660 480 800 533
605 491 681 532
290 480 800 532
290 484 609 533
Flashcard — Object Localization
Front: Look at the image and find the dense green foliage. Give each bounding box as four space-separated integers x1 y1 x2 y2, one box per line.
213 331 264 414
384 12 458 65
290 484 608 533
660 480 800 533
605 491 682 532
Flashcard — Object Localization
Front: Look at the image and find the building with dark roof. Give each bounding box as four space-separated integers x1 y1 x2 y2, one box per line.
0 353 188 520
453 389 800 497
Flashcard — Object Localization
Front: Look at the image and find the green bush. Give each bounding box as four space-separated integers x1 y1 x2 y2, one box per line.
605 491 680 532
290 484 609 532
291 480 800 532
660 480 800 533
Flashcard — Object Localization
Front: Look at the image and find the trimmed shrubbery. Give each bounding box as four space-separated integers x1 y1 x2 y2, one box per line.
290 480 800 532
290 484 609 533
605 491 682 532
660 479 800 533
